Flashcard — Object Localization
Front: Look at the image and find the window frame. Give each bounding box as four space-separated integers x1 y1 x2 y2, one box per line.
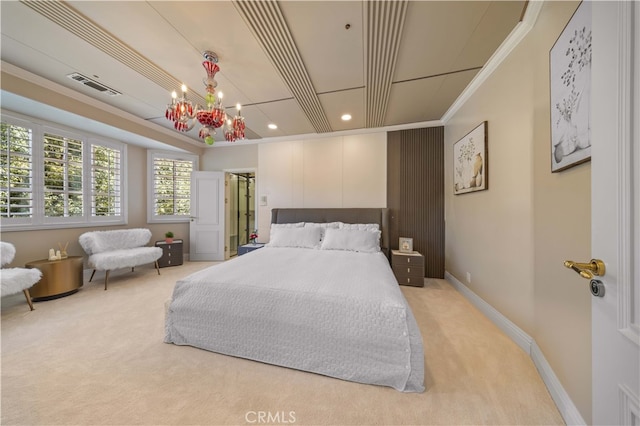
0 111 127 231
0 115 35 227
147 150 198 224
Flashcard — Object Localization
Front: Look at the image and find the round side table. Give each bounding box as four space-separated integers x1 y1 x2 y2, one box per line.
25 256 84 301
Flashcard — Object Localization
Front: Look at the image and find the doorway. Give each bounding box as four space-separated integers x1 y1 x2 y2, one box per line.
228 172 256 257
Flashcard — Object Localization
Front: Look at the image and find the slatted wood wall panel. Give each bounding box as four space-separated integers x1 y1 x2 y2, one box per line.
387 127 444 278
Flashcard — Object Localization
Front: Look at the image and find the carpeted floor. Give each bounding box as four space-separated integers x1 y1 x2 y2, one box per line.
1 261 564 425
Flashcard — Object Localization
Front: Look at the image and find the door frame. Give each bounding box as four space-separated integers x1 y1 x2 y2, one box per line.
223 168 258 257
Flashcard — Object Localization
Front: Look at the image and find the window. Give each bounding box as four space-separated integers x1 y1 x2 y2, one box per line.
0 113 126 231
0 121 33 221
91 144 121 217
148 150 198 223
43 132 83 218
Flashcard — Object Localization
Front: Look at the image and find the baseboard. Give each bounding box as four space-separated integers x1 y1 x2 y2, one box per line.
530 341 586 425
444 271 586 426
445 271 533 353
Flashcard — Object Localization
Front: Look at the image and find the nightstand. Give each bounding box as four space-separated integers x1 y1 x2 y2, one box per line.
155 240 184 267
391 250 424 287
238 243 265 256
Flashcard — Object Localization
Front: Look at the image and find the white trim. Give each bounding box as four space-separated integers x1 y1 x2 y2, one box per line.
531 342 586 426
615 0 640 346
619 384 640 426
445 271 586 426
441 1 544 124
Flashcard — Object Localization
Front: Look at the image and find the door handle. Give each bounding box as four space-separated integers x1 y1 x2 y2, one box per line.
563 259 606 280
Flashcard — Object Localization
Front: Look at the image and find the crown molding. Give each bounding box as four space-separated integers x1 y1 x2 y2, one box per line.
440 1 545 124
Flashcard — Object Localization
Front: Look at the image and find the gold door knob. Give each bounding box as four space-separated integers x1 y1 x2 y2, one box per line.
563 259 606 280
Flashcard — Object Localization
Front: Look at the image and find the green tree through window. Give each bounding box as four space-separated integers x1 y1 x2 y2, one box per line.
1 114 126 230
43 133 83 217
92 145 121 216
153 157 193 216
0 123 33 218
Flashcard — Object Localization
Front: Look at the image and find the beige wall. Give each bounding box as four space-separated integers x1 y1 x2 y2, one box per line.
256 133 387 240
444 1 591 422
2 144 191 268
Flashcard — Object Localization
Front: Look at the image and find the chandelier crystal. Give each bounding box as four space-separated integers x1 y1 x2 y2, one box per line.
165 51 245 145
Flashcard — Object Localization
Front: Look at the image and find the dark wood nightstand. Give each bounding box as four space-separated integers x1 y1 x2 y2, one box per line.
155 240 184 267
391 250 424 287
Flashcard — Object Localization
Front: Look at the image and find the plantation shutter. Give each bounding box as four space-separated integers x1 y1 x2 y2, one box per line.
153 156 193 216
91 144 121 217
43 133 83 217
0 122 33 219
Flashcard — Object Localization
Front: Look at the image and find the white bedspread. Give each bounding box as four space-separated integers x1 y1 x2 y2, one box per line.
164 247 425 392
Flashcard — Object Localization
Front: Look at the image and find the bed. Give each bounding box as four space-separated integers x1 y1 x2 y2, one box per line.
164 208 425 392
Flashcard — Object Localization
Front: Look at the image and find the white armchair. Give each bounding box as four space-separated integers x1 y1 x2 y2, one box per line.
0 242 42 311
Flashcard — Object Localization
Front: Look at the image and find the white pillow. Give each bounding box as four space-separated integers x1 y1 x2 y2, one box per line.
320 228 381 253
339 223 380 231
304 222 341 240
267 226 322 249
271 222 305 228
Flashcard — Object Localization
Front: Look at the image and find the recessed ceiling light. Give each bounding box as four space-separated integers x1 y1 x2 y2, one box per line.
341 114 352 121
268 123 278 130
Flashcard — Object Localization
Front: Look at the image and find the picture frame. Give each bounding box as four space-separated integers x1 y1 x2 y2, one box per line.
399 237 413 253
549 1 592 172
453 121 488 195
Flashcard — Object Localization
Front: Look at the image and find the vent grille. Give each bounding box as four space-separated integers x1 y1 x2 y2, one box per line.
67 73 121 96
21 1 197 102
364 1 408 128
233 0 332 133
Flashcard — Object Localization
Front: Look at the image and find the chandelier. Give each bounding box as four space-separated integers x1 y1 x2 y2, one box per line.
165 51 245 145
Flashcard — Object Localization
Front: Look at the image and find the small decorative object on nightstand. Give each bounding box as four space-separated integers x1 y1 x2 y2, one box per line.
399 237 413 253
249 230 258 244
238 243 265 256
155 239 183 267
391 249 424 287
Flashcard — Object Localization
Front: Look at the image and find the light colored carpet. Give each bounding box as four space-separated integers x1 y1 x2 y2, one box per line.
1 261 564 425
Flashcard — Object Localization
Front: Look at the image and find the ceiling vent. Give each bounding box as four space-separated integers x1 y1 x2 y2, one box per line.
66 73 121 96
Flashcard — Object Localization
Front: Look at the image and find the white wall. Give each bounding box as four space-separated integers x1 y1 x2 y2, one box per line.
201 143 258 171
257 133 387 240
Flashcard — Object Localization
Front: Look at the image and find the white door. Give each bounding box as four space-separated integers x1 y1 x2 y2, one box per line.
189 171 225 261
591 2 639 424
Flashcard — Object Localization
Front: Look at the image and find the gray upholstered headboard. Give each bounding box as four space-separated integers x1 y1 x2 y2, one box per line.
270 208 390 254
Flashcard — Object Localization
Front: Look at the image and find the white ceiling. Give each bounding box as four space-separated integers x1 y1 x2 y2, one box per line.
0 0 526 151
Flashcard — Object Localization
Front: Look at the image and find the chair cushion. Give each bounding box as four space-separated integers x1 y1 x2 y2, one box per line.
88 247 163 271
1 242 16 267
0 268 42 296
79 229 152 255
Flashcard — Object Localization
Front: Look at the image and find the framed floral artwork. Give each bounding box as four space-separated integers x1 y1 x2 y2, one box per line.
453 121 488 195
550 1 592 172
